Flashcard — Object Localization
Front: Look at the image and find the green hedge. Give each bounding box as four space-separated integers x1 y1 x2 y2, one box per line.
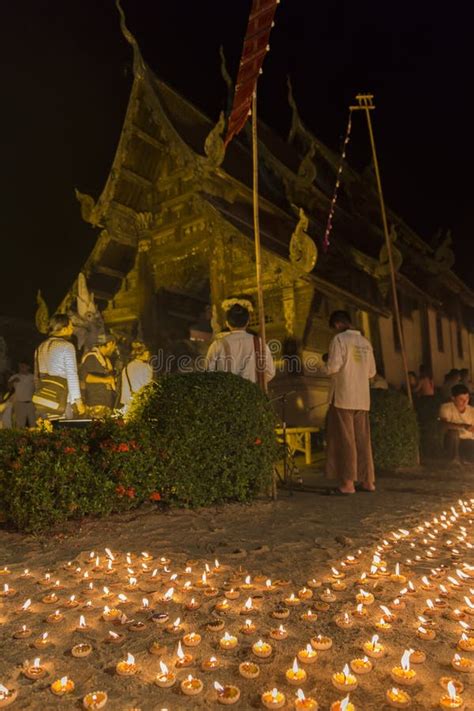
369 389 419 470
0 373 278 532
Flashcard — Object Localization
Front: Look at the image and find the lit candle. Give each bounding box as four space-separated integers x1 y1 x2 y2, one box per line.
298 587 313 600
294 688 318 710
391 650 416 685
439 681 464 709
215 598 231 612
261 688 286 709
252 639 272 658
451 653 474 673
185 597 201 611
219 631 238 650
16 598 32 614
0 684 18 708
355 589 374 605
320 589 336 603
330 694 355 711
51 676 74 696
386 687 411 708
225 588 240 600
390 564 407 584
76 614 89 632
34 632 50 650
155 661 176 688
300 609 318 623
297 644 318 664
23 658 46 680
270 624 288 641
180 674 203 696
47 609 64 624
336 612 354 629
13 625 32 639
201 656 221 672
105 630 124 645
42 592 58 604
375 616 392 632
311 634 332 651
65 594 79 608
332 664 358 692
286 658 307 685
166 617 184 634
214 681 241 705
83 690 108 709
183 632 201 647
175 640 193 667
116 652 138 676
102 606 121 622
239 661 260 679
457 632 474 652
417 626 436 641
350 656 372 675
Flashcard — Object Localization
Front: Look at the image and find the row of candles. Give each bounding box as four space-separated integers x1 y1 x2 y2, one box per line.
0 498 472 709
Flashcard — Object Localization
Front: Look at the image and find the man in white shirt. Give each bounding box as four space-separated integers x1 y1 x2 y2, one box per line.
325 310 377 495
206 300 275 386
120 341 154 413
8 362 36 427
439 383 474 463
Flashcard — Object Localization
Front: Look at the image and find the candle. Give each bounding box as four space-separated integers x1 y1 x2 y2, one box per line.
311 634 332 651
155 661 176 688
451 654 474 673
183 632 201 647
240 618 257 635
240 596 257 614
16 598 32 614
105 630 124 645
297 644 318 664
23 657 46 679
102 606 121 622
0 584 16 598
76 614 89 631
215 599 231 612
220 631 238 650
116 653 138 676
42 592 58 604
300 609 318 623
330 694 355 711
0 684 17 708
439 678 464 694
47 609 64 624
294 689 319 711
225 588 240 600
298 587 313 600
252 639 272 658
390 564 407 584
72 643 93 658
350 656 373 675
34 632 50 649
65 594 79 608
457 632 474 652
375 617 392 632
201 656 220 671
332 664 358 692
83 690 108 709
171 642 191 670
166 617 184 634
391 650 416 685
51 676 75 696
261 688 286 709
270 624 288 641
307 578 321 588
336 612 354 629
439 681 464 709
386 687 411 708
286 658 307 685
239 661 260 679
272 605 289 619
207 619 225 632
13 625 32 639
214 681 241 705
151 612 169 626
180 674 203 696
410 650 426 664
355 589 374 605
320 589 336 603
148 641 165 656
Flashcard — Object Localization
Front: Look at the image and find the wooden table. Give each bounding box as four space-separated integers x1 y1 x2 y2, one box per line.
275 426 320 465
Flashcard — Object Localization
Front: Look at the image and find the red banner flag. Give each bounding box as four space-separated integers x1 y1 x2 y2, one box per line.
224 0 279 147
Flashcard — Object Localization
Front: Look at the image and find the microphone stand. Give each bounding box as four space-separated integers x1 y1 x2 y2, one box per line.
269 391 296 495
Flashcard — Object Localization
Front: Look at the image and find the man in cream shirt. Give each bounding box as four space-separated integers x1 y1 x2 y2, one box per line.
206 300 275 386
325 310 377 495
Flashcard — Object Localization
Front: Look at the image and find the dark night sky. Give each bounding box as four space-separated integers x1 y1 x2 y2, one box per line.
1 0 472 320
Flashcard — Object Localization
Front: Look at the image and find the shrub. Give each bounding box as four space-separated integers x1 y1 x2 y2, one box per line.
128 372 279 507
0 373 279 532
369 389 419 470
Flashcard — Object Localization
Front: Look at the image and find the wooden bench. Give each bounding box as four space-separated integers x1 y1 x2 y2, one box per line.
275 426 320 465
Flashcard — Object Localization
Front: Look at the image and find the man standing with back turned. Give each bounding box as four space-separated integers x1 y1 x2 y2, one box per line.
325 310 376 495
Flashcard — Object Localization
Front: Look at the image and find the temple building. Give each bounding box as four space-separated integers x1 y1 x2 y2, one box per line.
58 24 474 425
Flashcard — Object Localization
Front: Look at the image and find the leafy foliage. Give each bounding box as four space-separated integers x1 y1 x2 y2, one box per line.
369 389 419 470
0 373 278 532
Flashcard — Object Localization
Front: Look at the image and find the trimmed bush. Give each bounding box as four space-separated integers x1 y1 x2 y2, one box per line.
128 372 279 507
0 372 278 532
369 389 419 470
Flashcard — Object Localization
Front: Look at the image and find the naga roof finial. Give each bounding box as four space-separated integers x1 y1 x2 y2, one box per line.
115 0 144 75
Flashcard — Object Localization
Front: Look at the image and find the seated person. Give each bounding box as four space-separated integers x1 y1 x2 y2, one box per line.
439 383 474 463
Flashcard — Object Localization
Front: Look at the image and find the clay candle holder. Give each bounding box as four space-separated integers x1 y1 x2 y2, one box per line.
155 661 176 688
391 650 416 686
219 632 238 650
294 689 319 711
13 625 32 639
297 644 318 664
0 684 18 708
252 639 272 658
350 657 373 675
386 687 411 708
451 654 474 673
51 677 75 697
311 635 332 651
175 641 193 668
72 643 93 658
201 656 220 672
183 632 201 647
239 661 260 679
286 658 307 685
83 691 108 709
330 694 355 711
214 681 241 705
270 625 288 641
34 633 50 650
261 688 286 709
332 664 358 692
47 609 64 624
116 653 138 676
180 675 203 696
23 658 46 680
439 681 465 710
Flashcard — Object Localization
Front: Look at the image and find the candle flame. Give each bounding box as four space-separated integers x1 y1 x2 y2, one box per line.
271 689 278 699
292 657 299 673
159 660 168 674
173 617 181 627
214 681 224 692
126 652 135 665
0 684 9 694
22 599 31 610
266 579 272 587
340 695 350 711
42 632 48 640
79 615 86 628
223 631 232 641
60 676 68 686
244 597 253 609
215 559 220 568
306 643 313 653
447 681 457 700
401 649 413 672
464 596 474 609
296 689 305 700
395 564 400 575
177 641 184 659
109 630 119 639
163 587 174 600
33 657 40 668
343 663 350 677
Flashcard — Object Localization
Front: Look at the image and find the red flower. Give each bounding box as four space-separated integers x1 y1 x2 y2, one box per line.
117 443 130 453
115 485 126 497
149 492 161 501
126 487 136 498
254 437 262 445
63 447 76 454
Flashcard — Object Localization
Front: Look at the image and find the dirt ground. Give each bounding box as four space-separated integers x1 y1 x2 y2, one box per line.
0 462 473 710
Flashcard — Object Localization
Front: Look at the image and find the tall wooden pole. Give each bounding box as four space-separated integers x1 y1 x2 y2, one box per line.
351 94 413 407
251 91 268 393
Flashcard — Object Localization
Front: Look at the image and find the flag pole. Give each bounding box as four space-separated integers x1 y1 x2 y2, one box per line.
350 94 413 408
251 90 268 394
